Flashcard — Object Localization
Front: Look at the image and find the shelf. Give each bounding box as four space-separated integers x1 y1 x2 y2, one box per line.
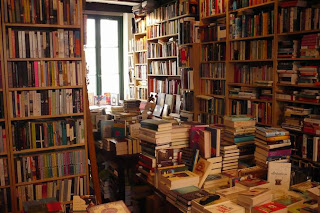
278 29 320 36
136 63 147 66
0 89 2 92
277 83 320 88
201 61 225 63
230 34 274 41
10 113 84 121
201 13 226 21
135 50 147 53
205 94 226 99
0 119 5 122
9 85 83 91
8 57 82 61
147 34 179 41
5 23 81 29
147 14 196 26
180 110 194 113
134 32 146 37
136 85 148 88
229 97 272 103
230 59 273 63
201 40 226 45
135 78 147 81
0 185 10 189
15 173 87 187
199 112 224 116
181 88 194 91
201 77 226 80
0 153 7 156
13 144 85 155
276 99 320 106
128 52 134 54
228 83 273 88
277 58 320 61
148 74 180 77
179 43 194 47
147 56 177 60
229 1 275 13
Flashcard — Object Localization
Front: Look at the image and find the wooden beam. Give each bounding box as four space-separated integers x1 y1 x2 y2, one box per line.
85 2 132 13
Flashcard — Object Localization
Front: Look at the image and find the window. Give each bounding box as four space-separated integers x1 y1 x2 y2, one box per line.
85 15 123 100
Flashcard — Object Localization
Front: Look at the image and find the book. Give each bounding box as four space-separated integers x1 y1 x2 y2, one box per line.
237 188 272 206
252 202 288 213
73 195 97 212
87 201 130 213
199 130 211 159
191 195 230 210
202 201 245 213
268 162 291 192
273 195 304 208
161 170 200 190
235 178 270 190
140 119 172 131
193 157 213 188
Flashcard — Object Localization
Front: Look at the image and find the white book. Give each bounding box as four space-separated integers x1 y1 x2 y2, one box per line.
32 32 37 58
69 31 74 57
67 179 72 201
22 31 26 58
18 31 22 58
37 31 42 58
58 29 65 58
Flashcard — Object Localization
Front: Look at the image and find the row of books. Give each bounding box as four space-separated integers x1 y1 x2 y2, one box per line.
183 91 194 112
17 176 87 211
201 43 226 62
149 60 178 76
230 0 272 10
0 93 3 119
197 95 225 115
200 0 226 18
200 22 226 42
201 63 225 79
277 88 320 103
148 78 181 95
129 36 147 52
231 100 272 125
233 64 273 85
12 119 85 151
179 46 192 67
15 149 86 182
8 29 81 59
279 1 320 33
179 18 200 44
0 158 8 186
103 138 141 155
181 68 194 90
136 52 146 64
8 61 83 88
0 189 10 212
201 79 226 95
137 87 148 100
146 20 179 39
230 40 273 60
229 87 272 99
133 19 146 34
148 39 178 58
229 10 274 39
136 65 147 81
0 126 7 153
281 106 312 132
4 0 81 25
10 89 83 118
198 114 224 124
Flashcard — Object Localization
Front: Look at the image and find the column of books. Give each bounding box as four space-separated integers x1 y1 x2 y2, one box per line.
1 0 89 211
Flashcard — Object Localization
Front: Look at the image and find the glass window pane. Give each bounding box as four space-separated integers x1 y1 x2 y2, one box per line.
101 47 119 74
102 74 119 94
100 19 118 48
85 47 96 76
86 19 96 48
87 75 97 96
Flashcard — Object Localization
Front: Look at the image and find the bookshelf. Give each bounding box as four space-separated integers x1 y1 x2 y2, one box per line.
0 0 90 212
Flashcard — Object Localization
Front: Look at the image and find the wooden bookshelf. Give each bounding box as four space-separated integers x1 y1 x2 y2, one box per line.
0 0 90 211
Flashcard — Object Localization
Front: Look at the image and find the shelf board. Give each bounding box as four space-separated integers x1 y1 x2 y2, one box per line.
148 74 180 77
135 63 147 66
277 83 320 88
229 1 275 13
0 119 5 122
9 85 83 91
201 40 226 45
135 78 147 81
147 14 196 26
229 97 272 103
5 23 81 29
201 60 225 63
147 34 179 41
128 52 134 54
0 153 7 156
180 110 194 113
10 113 84 121
134 32 146 37
15 173 87 187
230 34 274 41
135 50 147 53
136 85 148 88
278 29 320 36
230 59 273 63
181 88 194 91
277 58 320 61
13 144 85 155
179 43 194 47
0 89 2 92
228 83 273 88
204 94 226 99
0 185 10 189
276 99 320 106
147 56 177 60
201 77 226 80
199 112 224 116
8 57 82 61
201 13 226 21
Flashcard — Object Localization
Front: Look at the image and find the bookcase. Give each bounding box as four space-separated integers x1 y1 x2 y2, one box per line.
0 0 90 212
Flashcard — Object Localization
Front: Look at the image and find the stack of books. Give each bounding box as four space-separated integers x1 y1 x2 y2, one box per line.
223 116 256 164
207 156 223 175
277 62 298 85
304 115 320 135
202 173 229 190
123 100 141 112
137 119 173 184
181 147 199 171
191 195 231 213
220 145 240 171
237 188 273 212
297 65 319 86
254 127 291 168
300 34 320 58
282 106 312 132
216 186 246 202
229 87 257 99
170 125 190 149
278 40 299 58
295 89 320 103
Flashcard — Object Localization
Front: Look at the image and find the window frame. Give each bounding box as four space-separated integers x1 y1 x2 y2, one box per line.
86 15 124 99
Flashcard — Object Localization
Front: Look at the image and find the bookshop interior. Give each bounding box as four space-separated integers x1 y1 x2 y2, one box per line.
3 0 320 212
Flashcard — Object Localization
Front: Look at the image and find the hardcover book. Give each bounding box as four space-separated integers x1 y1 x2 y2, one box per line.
268 162 291 192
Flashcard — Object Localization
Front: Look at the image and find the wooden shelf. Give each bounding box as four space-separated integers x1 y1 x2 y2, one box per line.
230 59 273 63
128 52 134 54
0 119 5 122
201 61 225 63
201 13 226 21
179 43 194 47
136 63 147 66
276 99 320 106
199 112 224 116
135 50 147 53
0 89 2 92
147 34 179 41
229 34 274 41
0 152 7 156
134 32 146 36
229 1 275 13
136 85 148 88
181 88 194 91
7 57 82 61
147 56 177 60
180 110 194 113
228 83 273 88
0 185 10 189
147 14 196 26
278 29 320 36
15 173 87 187
277 83 320 88
277 57 320 61
204 94 226 99
229 97 273 103
5 23 81 29
9 85 83 91
13 144 85 155
10 113 84 121
148 74 181 77
201 40 226 45
201 77 226 80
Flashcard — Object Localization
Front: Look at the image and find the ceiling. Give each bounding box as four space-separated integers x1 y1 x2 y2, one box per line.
86 0 141 6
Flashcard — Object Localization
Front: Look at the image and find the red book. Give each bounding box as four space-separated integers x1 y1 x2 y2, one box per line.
252 202 287 213
46 202 62 212
268 149 291 157
279 0 307 8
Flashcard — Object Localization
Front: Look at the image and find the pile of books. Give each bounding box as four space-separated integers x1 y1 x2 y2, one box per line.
229 87 257 99
278 40 299 58
300 34 320 58
220 145 239 171
297 65 319 86
236 187 272 211
254 127 291 168
170 125 190 149
295 89 320 103
123 100 141 112
199 126 221 159
282 106 312 132
277 61 298 85
180 147 199 171
303 115 320 135
202 173 229 190
137 119 173 184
